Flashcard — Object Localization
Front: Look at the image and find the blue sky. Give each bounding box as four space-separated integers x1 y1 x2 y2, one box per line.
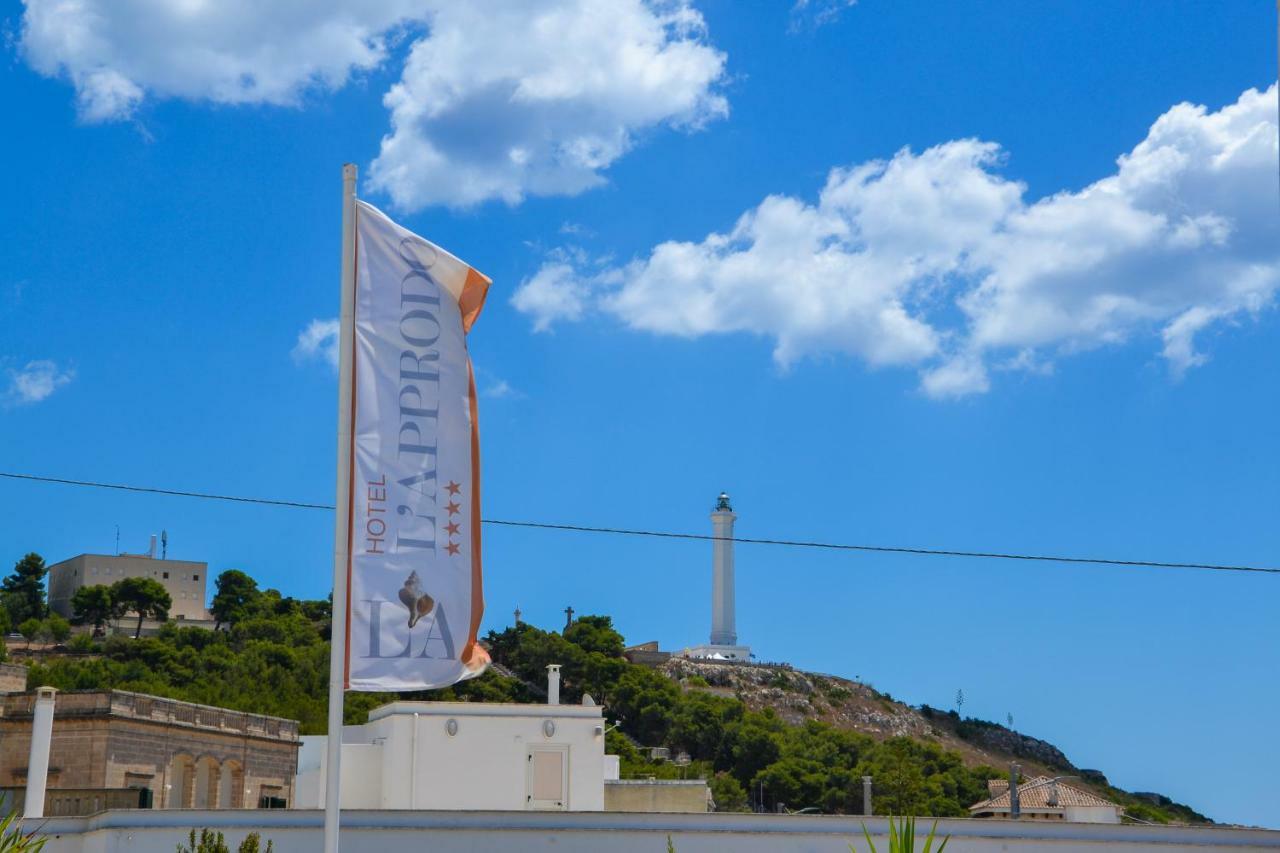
1 0 1277 828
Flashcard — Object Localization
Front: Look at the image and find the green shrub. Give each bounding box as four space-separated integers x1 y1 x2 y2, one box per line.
176 829 273 853
67 633 97 653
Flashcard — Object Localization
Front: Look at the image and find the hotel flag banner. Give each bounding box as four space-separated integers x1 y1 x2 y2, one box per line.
343 197 492 691
325 162 491 853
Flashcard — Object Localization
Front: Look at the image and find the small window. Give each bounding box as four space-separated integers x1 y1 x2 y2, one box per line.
193 574 199 582
163 572 169 579
92 567 98 575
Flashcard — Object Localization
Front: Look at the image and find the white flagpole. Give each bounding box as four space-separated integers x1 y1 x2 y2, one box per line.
324 162 358 853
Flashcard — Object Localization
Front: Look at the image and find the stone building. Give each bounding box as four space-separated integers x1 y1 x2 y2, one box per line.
0 690 299 813
47 550 211 624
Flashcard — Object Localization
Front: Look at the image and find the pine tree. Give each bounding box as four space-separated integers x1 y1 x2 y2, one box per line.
1 553 48 626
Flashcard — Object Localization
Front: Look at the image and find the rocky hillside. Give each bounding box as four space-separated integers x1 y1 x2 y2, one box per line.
659 657 1209 824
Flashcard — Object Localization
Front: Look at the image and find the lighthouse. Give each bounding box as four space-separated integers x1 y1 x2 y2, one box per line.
709 492 737 645
684 492 752 662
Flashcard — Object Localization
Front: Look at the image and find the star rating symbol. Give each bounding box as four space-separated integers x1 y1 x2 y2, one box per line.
444 482 463 559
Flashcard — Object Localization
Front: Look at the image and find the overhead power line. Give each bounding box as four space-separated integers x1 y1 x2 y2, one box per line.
1 470 1275 575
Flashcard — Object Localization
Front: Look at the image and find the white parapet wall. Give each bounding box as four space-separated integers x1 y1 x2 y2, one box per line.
26 809 1280 853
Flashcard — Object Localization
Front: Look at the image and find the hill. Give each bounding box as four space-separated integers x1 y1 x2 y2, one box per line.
14 567 1208 822
658 657 1208 824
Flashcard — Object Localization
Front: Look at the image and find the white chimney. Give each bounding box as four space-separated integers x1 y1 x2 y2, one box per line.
25 687 57 818
546 664 561 706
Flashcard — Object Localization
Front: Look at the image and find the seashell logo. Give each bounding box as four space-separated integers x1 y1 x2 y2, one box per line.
398 570 436 628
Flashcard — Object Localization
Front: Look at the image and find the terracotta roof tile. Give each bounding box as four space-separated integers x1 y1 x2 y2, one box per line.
969 776 1122 813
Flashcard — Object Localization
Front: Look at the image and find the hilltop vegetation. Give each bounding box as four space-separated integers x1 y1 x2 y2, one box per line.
8 556 1208 821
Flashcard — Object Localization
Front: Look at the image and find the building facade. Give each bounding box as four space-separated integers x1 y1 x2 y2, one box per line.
0 690 299 812
47 553 210 622
296 699 608 811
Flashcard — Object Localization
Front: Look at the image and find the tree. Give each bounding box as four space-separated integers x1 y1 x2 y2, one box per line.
18 618 42 648
72 585 120 635
709 771 749 812
110 577 172 639
1 553 48 626
563 615 625 657
211 570 261 630
45 614 71 644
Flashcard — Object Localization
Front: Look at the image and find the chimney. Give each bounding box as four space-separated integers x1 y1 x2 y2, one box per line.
24 687 57 818
546 664 561 706
1009 763 1021 819
148 534 157 559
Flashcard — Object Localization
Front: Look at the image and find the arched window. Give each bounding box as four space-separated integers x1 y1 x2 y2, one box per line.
167 755 195 809
193 757 220 809
218 760 245 809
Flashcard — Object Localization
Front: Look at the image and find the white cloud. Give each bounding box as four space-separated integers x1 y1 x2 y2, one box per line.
22 0 727 208
292 319 340 370
511 261 596 331
367 0 727 208
6 360 75 405
20 0 419 122
789 0 857 32
483 379 521 399
514 86 1280 397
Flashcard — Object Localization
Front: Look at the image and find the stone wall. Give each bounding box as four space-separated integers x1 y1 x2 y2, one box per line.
0 663 27 694
0 690 299 809
605 780 709 813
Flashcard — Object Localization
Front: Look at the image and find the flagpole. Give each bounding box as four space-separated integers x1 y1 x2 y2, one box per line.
324 162 358 853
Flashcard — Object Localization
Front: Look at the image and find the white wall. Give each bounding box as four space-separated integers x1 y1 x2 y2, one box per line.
294 701 606 812
28 809 1280 853
1065 805 1122 824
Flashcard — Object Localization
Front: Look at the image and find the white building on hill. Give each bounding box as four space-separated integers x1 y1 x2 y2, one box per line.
47 536 211 624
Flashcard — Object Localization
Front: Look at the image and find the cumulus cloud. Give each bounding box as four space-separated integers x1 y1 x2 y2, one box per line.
368 0 727 208
789 0 857 32
22 1 727 208
292 319 340 370
513 86 1280 397
5 360 75 405
20 0 419 122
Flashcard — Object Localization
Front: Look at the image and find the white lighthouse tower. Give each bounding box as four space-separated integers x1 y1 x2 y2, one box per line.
684 492 752 662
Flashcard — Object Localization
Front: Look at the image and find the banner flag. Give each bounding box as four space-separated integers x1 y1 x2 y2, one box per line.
344 199 491 691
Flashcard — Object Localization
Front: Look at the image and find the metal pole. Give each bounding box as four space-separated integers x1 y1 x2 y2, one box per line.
323 163 358 853
862 775 873 816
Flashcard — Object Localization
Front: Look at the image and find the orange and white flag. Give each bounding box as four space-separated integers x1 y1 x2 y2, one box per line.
344 200 490 691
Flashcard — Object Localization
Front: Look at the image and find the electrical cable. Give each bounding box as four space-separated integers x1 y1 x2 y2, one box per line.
1 471 1275 575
